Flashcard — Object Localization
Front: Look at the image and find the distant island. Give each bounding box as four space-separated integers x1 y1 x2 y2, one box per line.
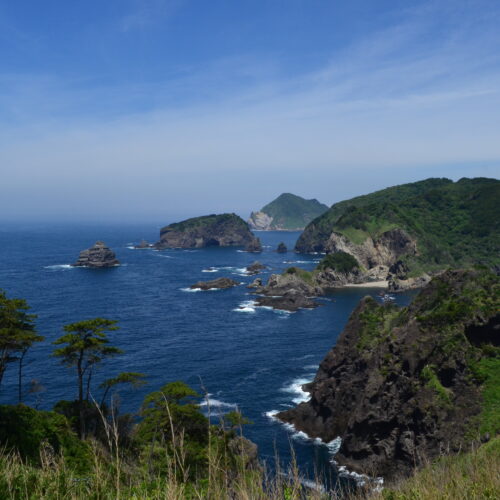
248 193 329 231
258 177 499 296
154 213 261 250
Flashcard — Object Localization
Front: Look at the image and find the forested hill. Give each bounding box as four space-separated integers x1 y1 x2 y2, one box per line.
295 177 500 271
248 193 328 230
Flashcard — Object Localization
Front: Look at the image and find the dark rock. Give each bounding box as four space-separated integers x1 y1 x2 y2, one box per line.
134 239 151 249
155 213 256 249
72 241 120 268
245 237 262 253
255 289 320 312
277 269 499 480
246 261 266 275
277 242 287 253
190 277 239 290
247 277 263 289
256 272 323 297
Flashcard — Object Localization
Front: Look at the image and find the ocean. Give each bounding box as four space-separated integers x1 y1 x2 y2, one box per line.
0 222 415 484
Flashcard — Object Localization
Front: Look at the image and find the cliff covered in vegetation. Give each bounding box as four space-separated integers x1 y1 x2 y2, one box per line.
155 213 260 249
278 268 500 480
294 178 499 288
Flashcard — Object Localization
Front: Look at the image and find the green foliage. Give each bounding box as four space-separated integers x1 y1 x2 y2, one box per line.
161 213 249 233
356 298 400 351
224 410 252 431
317 251 359 273
469 357 500 436
0 404 91 472
420 365 452 404
260 193 328 230
296 177 500 270
0 290 42 393
284 267 315 284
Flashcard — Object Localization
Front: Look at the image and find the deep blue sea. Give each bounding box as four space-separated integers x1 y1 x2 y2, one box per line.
0 223 415 485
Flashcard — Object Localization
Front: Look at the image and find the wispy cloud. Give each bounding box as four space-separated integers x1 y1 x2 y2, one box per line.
119 0 184 32
1 0 499 221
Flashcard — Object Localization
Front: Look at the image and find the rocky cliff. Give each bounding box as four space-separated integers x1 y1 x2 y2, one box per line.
155 213 259 249
248 193 328 230
278 269 499 480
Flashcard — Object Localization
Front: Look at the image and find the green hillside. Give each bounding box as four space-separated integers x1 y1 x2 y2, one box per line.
259 193 328 230
295 177 500 272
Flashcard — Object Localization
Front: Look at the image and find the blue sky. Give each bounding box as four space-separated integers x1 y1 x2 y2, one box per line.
1 0 499 222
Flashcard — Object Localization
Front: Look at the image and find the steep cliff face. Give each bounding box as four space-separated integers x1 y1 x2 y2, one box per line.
155 213 259 249
278 269 499 480
248 193 328 230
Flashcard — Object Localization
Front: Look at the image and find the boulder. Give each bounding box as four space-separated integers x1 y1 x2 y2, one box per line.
72 242 120 268
134 239 151 249
190 277 239 290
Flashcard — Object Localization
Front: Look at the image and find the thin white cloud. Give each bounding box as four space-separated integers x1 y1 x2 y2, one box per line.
119 0 184 32
1 0 499 221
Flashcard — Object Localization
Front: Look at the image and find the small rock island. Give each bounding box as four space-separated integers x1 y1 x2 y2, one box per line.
72 241 120 268
155 213 260 250
190 277 239 290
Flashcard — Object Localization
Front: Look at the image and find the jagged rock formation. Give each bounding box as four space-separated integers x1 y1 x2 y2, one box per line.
246 261 266 275
72 241 120 268
190 277 239 290
248 193 328 231
278 269 500 480
155 214 259 250
254 271 323 297
276 242 287 253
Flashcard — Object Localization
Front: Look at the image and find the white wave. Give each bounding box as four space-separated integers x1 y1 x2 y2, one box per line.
283 260 319 264
155 254 174 258
126 246 135 250
304 364 319 370
200 396 237 409
44 264 73 270
202 268 218 273
336 463 383 490
281 377 312 404
233 300 257 313
180 287 202 292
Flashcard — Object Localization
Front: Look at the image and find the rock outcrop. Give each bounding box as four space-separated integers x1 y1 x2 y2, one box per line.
155 214 259 250
248 211 274 230
277 242 287 253
254 272 323 297
244 237 262 253
134 240 152 249
255 289 320 312
246 261 266 275
72 241 120 268
190 277 239 290
277 269 500 480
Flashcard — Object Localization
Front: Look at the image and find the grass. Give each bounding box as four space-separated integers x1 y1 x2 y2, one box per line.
420 365 452 405
374 436 500 500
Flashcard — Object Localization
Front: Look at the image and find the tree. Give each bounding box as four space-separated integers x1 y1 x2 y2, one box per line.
0 290 43 401
52 318 122 437
99 372 147 409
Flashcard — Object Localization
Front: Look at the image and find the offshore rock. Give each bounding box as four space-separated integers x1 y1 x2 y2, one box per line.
245 237 263 253
72 241 120 268
247 277 263 289
277 242 288 253
255 272 323 297
255 289 320 312
155 213 256 249
246 261 266 275
134 239 152 249
190 277 239 290
277 269 499 480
